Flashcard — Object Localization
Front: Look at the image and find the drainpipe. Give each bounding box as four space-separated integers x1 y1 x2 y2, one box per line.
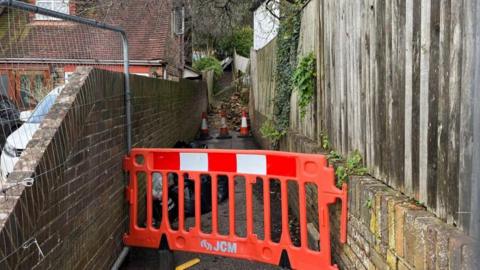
163 64 168 80
116 32 132 270
0 0 133 267
121 32 132 152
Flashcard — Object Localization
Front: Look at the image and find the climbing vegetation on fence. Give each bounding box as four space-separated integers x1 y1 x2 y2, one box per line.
327 150 343 163
328 150 369 188
262 2 303 148
293 52 316 118
320 132 331 150
364 197 373 209
273 6 302 130
260 120 286 142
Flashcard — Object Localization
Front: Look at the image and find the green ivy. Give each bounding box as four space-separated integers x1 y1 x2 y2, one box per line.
327 150 343 164
260 120 286 142
364 197 373 209
293 52 316 118
335 166 348 188
333 150 369 188
267 3 303 148
320 132 331 150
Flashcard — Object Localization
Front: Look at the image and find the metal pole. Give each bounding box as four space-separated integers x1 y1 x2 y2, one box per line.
110 246 130 270
121 33 132 151
0 0 132 153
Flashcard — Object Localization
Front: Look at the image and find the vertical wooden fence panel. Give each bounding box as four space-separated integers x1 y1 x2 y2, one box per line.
426 0 440 211
404 0 414 197
470 0 480 237
445 0 463 224
392 0 406 191
458 0 474 231
367 0 378 173
418 0 431 205
436 0 452 222
411 0 423 200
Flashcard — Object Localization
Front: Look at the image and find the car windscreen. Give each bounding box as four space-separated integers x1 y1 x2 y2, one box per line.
27 94 58 124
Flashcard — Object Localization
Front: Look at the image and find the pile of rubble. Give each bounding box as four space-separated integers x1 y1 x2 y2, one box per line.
210 90 247 131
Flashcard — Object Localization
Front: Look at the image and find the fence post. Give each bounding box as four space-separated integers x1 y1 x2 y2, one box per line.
204 70 214 106
471 0 480 248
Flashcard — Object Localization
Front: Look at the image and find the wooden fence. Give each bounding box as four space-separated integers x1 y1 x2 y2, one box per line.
251 38 277 118
251 0 480 236
317 0 478 235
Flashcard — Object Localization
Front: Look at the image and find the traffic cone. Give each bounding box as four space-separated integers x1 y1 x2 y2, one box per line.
199 112 212 140
238 109 251 138
216 111 232 139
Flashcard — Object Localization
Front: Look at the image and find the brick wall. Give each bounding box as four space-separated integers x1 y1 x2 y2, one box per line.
0 67 207 269
329 176 478 270
251 115 478 269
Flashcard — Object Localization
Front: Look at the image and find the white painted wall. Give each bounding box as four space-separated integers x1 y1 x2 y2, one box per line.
253 1 279 50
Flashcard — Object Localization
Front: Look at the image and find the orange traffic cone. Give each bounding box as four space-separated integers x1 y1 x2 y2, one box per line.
238 109 251 138
199 112 212 140
217 111 232 139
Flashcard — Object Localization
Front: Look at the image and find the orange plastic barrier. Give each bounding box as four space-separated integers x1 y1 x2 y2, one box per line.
123 148 347 270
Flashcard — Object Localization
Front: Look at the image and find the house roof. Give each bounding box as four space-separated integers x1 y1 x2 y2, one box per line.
0 0 173 63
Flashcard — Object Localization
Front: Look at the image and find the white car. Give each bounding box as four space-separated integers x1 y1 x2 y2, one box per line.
0 86 64 181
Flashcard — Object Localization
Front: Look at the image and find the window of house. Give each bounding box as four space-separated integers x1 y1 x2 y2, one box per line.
20 75 35 108
172 7 185 35
16 71 49 110
35 0 70 20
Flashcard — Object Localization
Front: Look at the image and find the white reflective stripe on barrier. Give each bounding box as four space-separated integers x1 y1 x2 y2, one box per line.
236 154 267 175
180 153 209 172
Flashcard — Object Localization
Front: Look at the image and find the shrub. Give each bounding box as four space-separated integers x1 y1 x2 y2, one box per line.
218 26 253 58
193 56 223 78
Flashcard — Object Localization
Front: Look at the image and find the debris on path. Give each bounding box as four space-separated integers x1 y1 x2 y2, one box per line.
210 89 248 132
172 134 280 270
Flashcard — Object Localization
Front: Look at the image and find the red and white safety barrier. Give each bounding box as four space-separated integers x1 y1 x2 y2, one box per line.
150 151 297 178
124 148 348 270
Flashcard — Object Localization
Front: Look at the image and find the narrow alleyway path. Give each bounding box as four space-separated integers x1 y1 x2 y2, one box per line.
173 130 280 270
121 112 281 270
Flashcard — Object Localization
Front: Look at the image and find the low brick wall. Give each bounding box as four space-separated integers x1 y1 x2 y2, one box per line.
0 68 207 269
250 114 478 269
330 176 477 270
